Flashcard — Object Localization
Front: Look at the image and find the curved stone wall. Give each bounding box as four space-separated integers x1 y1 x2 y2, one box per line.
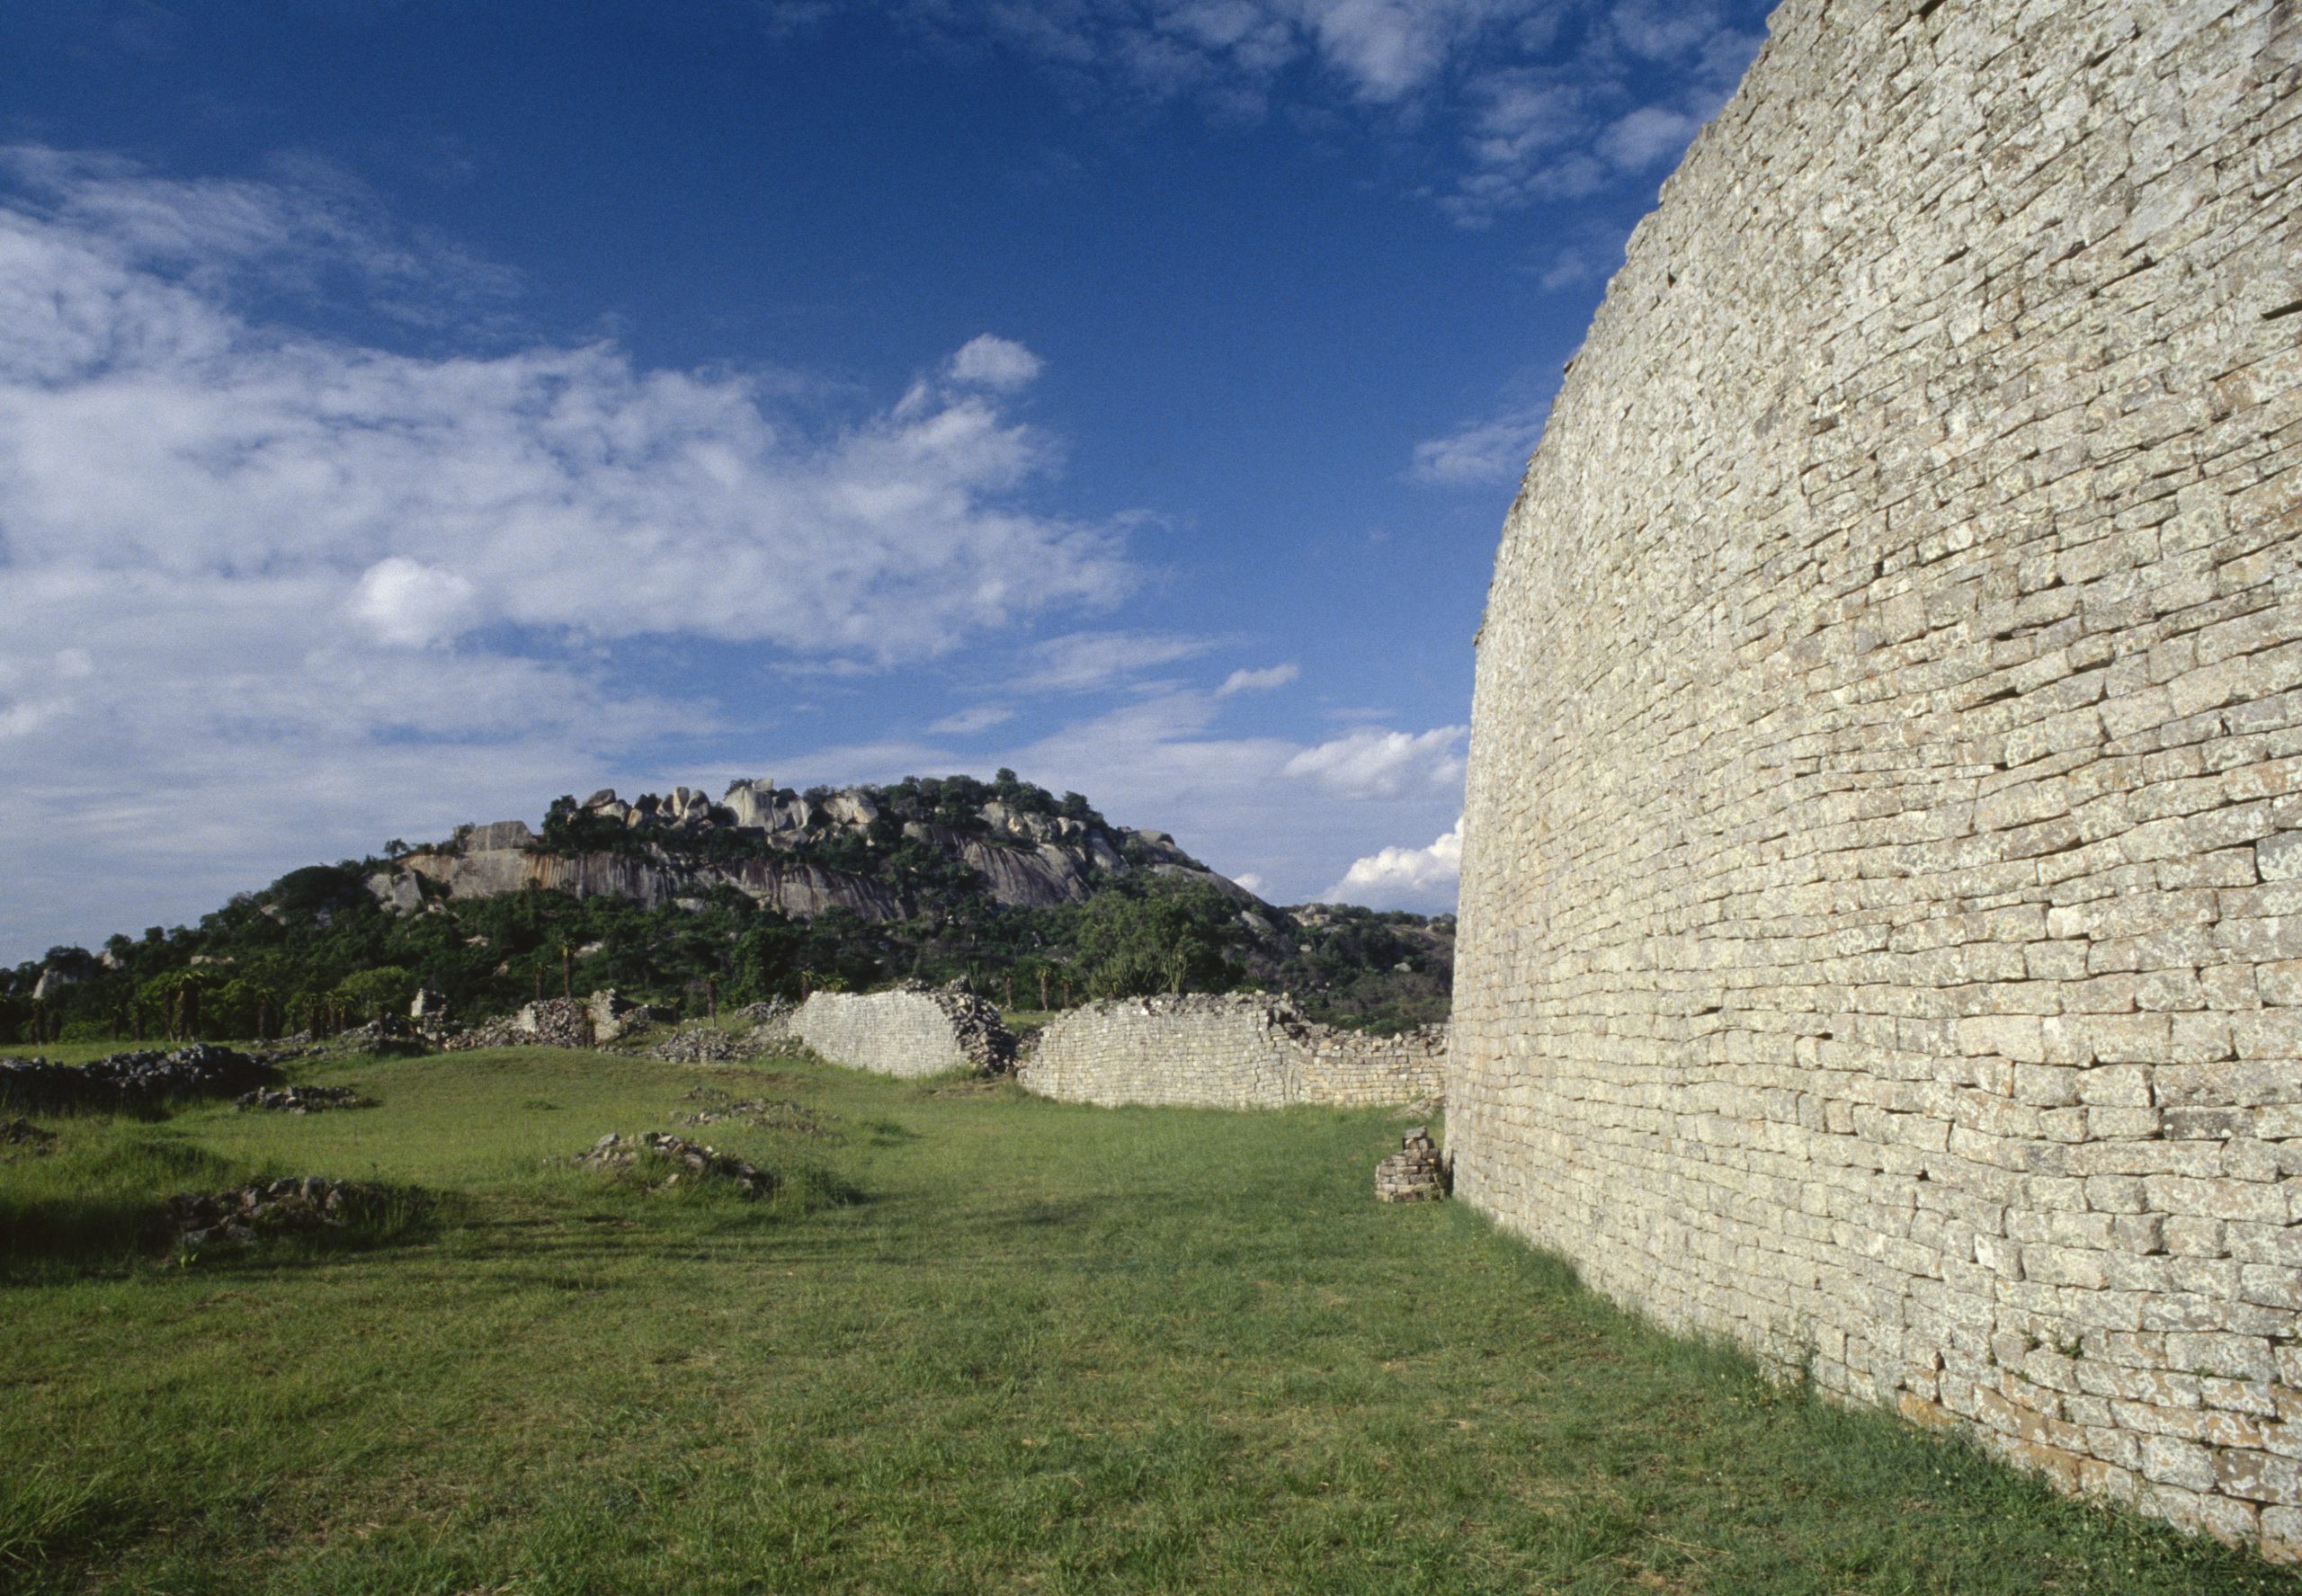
1019 994 1445 1109
1454 0 2301 1558
788 989 1008 1078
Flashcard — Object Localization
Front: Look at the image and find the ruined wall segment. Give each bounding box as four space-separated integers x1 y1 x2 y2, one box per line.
788 989 1011 1078
1019 994 1445 1109
1453 0 2302 1559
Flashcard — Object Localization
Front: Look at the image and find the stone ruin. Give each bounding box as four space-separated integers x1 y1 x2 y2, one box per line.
576 1131 773 1199
674 1086 834 1137
1374 1128 1448 1204
1017 992 1445 1110
783 985 1017 1078
0 1044 273 1115
1 1117 56 1155
1450 0 2302 1558
236 1086 367 1115
152 1177 383 1253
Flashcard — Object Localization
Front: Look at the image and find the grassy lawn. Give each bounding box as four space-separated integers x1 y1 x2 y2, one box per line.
2 1046 2295 1595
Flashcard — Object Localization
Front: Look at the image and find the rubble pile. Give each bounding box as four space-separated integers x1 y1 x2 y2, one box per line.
0 1045 274 1114
444 997 593 1051
1374 1127 1449 1204
1 1117 57 1154
651 1025 753 1065
674 1087 834 1137
152 1177 384 1251
236 1085 368 1115
576 1131 773 1199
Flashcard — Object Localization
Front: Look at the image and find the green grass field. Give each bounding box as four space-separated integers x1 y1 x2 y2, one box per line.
2 1045 2294 1595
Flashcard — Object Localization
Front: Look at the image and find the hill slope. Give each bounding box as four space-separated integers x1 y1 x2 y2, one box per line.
5 771 1451 1042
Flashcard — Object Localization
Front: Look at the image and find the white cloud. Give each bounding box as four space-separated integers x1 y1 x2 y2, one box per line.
1322 816 1462 908
948 334 1045 390
0 152 1146 958
928 703 1018 735
1013 630 1217 693
1214 662 1299 696
1280 725 1466 798
763 686 1467 909
1597 104 1700 170
352 557 480 647
893 3 1767 227
1409 405 1547 486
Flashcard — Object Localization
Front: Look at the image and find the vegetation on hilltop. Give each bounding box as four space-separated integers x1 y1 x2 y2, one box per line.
1 775 1453 1044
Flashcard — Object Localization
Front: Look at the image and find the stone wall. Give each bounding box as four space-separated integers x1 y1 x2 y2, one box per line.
1453 0 2301 1560
787 988 1012 1078
1019 994 1445 1109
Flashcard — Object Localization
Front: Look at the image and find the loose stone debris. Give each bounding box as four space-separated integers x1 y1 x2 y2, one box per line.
576 1132 773 1199
0 1117 57 1154
1374 1127 1448 1204
651 1025 754 1065
152 1177 384 1252
0 1045 273 1114
674 1086 834 1137
236 1085 368 1115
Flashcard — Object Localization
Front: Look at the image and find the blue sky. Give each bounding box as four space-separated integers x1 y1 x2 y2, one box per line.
0 0 1769 960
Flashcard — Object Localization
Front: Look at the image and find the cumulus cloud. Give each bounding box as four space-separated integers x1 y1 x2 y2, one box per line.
0 151 1145 958
1322 816 1462 908
1281 726 1466 798
1409 404 1548 486
1214 662 1299 696
947 333 1045 390
352 557 480 647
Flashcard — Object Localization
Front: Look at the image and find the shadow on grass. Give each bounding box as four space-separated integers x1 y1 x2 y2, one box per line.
0 1125 443 1282
0 1463 147 1583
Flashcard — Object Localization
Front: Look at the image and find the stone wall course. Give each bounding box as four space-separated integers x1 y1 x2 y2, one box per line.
1452 0 2301 1560
1018 993 1445 1110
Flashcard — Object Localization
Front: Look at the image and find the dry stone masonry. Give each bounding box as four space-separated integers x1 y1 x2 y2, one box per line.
1375 1127 1450 1204
786 986 1017 1078
1453 0 2302 1559
1018 993 1446 1109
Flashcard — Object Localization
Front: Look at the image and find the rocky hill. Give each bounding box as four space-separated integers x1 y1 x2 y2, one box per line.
365 772 1252 920
4 771 1451 1044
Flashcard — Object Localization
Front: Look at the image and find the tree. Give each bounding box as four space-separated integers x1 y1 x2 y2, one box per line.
334 965 418 1022
1073 878 1243 998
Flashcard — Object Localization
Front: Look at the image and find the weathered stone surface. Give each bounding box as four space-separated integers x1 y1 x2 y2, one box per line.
153 1177 383 1252
788 986 1016 1078
1452 0 2302 1559
1376 1126 1449 1203
1018 993 1445 1110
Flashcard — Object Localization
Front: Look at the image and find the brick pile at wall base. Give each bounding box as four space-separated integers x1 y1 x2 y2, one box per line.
1452 0 2301 1560
782 987 1014 1078
1017 993 1446 1110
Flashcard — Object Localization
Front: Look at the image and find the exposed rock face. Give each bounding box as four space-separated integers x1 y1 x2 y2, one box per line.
363 777 1239 922
1451 0 2302 1558
1018 994 1446 1109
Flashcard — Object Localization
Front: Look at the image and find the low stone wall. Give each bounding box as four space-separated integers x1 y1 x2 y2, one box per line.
1018 994 1446 1109
786 988 1013 1078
